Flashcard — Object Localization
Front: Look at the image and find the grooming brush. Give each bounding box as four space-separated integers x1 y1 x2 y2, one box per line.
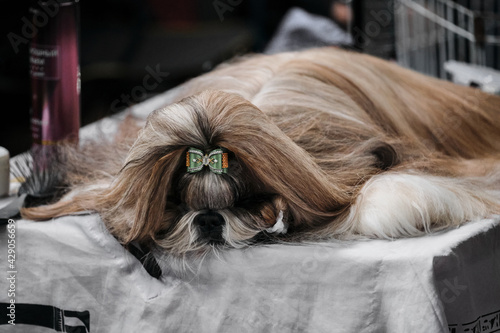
0 148 67 224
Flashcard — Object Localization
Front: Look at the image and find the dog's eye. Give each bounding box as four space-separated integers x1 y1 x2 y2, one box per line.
235 194 276 211
167 194 182 205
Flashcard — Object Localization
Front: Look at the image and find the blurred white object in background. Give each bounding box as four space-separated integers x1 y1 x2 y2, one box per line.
445 60 500 95
265 7 353 54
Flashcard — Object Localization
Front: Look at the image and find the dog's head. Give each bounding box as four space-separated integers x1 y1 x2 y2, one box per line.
100 90 348 256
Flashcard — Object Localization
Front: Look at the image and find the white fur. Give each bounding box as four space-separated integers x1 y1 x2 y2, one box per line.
343 173 495 238
266 211 287 234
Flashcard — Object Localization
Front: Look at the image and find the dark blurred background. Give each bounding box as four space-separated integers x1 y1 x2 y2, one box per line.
1 0 361 156
1 0 499 157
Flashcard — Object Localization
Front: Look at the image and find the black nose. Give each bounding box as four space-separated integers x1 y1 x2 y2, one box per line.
194 211 225 242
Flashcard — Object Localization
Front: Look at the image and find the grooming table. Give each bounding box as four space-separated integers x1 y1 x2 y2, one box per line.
0 214 499 332
1 87 500 332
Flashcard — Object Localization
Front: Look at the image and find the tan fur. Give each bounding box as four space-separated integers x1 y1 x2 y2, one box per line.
22 47 500 256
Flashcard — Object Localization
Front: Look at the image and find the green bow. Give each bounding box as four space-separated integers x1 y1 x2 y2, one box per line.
186 148 228 174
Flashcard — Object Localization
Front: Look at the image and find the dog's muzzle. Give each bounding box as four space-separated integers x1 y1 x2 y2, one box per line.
194 211 225 243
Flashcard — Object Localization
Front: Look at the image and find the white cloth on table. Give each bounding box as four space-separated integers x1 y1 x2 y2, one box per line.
1 214 499 332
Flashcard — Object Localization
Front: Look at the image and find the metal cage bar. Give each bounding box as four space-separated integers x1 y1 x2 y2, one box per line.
395 0 500 78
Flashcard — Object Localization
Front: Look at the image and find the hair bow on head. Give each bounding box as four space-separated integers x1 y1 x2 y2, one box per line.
186 148 229 174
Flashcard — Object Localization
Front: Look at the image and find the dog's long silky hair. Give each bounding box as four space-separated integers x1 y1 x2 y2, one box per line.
22 47 500 256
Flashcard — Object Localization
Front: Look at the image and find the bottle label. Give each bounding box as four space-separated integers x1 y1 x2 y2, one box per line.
30 44 60 80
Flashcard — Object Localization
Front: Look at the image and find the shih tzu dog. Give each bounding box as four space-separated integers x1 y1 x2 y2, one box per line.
22 47 500 257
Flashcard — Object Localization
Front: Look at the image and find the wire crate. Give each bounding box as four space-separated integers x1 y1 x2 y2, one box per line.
395 0 500 79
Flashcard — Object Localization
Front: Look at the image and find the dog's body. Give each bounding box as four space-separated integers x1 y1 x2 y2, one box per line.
23 47 500 256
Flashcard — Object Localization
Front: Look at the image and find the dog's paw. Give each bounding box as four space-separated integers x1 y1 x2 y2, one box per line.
346 173 494 238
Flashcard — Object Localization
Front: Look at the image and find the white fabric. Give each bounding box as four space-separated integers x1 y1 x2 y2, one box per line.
1 214 499 332
264 7 353 54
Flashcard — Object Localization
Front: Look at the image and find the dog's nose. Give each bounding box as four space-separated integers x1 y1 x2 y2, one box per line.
194 211 225 242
